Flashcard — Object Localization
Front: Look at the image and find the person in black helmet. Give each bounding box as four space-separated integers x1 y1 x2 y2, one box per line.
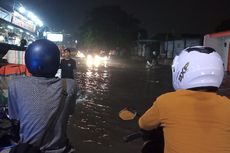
20 39 27 48
60 48 77 79
8 39 77 153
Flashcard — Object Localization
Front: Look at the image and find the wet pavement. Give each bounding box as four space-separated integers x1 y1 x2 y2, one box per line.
67 58 230 153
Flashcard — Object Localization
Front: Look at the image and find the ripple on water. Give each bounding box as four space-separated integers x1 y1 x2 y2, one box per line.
74 67 114 147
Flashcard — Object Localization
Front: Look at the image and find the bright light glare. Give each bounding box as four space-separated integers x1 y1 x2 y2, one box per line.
37 20 43 27
15 37 21 46
87 55 94 67
86 54 109 67
28 12 35 19
103 56 108 67
47 33 63 42
7 25 13 30
0 35 4 42
94 55 100 67
19 7 26 13
76 51 85 58
27 11 43 27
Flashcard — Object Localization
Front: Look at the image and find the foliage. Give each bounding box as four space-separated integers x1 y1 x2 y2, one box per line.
78 6 147 54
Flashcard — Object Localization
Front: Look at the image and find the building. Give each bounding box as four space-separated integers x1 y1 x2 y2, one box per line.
0 1 43 46
0 1 44 79
134 39 160 60
0 1 44 65
159 34 203 58
204 31 230 71
134 34 203 60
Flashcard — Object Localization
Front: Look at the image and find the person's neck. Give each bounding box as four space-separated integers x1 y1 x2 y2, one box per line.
188 86 218 92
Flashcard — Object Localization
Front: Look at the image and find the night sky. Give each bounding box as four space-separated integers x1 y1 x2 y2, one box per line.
18 0 230 35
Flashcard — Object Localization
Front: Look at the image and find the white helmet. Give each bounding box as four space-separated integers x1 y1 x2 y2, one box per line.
172 46 224 90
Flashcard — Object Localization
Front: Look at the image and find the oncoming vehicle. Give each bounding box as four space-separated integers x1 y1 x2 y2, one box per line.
76 50 110 68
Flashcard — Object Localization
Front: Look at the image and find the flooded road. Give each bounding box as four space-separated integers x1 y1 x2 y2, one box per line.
68 60 173 153
67 59 230 153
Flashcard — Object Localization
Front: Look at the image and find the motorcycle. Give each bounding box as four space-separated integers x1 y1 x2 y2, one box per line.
0 105 19 151
0 43 24 151
119 107 164 153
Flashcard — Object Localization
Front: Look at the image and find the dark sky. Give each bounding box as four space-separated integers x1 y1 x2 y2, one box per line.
18 0 230 35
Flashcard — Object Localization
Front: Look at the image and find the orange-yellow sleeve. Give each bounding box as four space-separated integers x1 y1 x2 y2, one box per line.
138 101 161 130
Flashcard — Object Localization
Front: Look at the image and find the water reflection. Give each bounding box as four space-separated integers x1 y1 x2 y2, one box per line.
74 66 112 146
68 64 175 153
70 64 230 153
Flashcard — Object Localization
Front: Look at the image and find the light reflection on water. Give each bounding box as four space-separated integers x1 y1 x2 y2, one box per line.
68 64 174 152
74 67 112 146
73 66 168 148
69 64 230 152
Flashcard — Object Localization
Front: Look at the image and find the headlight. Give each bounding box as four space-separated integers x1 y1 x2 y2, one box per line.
76 51 85 58
86 54 109 67
86 55 94 67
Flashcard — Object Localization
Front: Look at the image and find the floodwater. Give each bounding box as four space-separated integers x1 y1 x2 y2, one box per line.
68 59 173 153
67 59 230 153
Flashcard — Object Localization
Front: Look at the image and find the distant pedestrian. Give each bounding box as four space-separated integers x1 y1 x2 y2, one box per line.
20 39 27 48
152 50 158 65
60 48 77 79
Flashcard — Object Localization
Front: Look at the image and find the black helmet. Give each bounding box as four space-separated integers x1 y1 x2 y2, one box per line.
64 48 71 52
25 39 60 77
20 39 27 47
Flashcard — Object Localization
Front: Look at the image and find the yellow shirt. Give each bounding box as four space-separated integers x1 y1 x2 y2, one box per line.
139 90 230 153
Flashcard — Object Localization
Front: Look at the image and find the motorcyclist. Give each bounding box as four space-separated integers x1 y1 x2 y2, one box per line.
8 39 77 153
139 46 230 153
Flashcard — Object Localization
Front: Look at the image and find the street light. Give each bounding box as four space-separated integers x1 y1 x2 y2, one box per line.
28 11 43 27
27 11 36 20
15 2 44 27
18 6 26 13
37 20 43 27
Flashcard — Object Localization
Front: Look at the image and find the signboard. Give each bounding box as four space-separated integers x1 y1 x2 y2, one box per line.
47 33 63 42
11 11 36 33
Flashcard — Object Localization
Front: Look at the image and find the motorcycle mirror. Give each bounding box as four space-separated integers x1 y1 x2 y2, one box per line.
119 107 138 120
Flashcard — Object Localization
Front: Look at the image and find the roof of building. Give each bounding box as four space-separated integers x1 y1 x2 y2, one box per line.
205 30 230 38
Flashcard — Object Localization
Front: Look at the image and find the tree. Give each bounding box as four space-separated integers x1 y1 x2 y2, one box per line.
78 6 146 55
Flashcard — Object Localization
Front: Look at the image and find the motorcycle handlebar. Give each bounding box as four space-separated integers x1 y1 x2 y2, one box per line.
123 131 143 142
124 128 164 143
